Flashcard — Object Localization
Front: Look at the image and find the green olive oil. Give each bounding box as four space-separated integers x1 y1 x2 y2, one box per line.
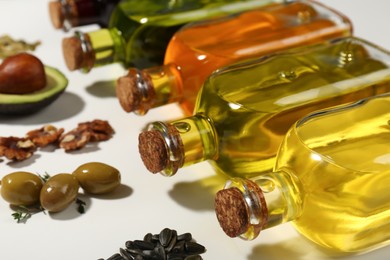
194 37 390 177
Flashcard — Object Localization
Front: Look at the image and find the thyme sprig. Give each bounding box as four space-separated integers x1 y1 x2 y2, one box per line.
11 205 44 224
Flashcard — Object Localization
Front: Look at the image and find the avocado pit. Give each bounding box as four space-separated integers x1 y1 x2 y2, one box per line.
0 53 68 115
0 53 46 94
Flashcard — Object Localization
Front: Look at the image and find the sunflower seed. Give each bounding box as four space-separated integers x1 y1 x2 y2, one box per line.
133 240 155 250
120 248 135 260
107 253 125 260
144 233 153 243
164 230 177 253
153 244 167 260
184 242 206 255
159 228 174 247
177 233 192 242
171 240 185 254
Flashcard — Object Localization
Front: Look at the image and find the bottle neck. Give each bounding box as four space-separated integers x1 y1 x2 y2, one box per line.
215 170 303 240
59 0 106 31
145 114 217 177
117 64 183 115
74 28 125 72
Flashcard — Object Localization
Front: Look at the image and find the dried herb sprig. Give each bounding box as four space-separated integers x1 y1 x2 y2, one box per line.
0 35 40 59
11 204 44 224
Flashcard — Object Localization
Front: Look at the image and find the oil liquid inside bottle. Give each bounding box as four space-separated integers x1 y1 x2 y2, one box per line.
194 37 390 178
164 1 352 114
277 95 390 252
110 0 279 68
75 0 121 27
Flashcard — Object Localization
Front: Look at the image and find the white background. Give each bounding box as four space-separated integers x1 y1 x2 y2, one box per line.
0 1 389 259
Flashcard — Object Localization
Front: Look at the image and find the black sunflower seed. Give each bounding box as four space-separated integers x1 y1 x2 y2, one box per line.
159 228 174 247
153 244 167 260
133 240 156 250
177 233 192 242
144 233 153 243
120 248 135 260
107 253 125 260
184 242 206 255
164 231 177 253
171 240 185 254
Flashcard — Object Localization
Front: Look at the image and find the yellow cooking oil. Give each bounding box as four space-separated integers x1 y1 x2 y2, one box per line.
194 37 390 178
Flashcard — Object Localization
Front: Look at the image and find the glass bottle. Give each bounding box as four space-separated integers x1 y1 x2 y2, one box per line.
48 0 121 31
214 93 390 253
116 0 352 115
61 0 278 72
138 37 390 178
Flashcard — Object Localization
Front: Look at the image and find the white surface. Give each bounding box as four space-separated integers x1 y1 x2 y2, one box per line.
0 1 389 259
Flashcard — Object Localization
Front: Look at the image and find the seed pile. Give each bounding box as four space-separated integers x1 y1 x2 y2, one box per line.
100 228 206 260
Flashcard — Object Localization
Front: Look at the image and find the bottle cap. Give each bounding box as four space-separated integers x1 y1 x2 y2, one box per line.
215 187 249 238
116 70 143 113
48 1 64 29
62 36 83 71
138 130 169 173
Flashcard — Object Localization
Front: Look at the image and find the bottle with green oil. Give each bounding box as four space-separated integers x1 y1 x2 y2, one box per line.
138 37 390 178
61 0 277 72
214 93 390 253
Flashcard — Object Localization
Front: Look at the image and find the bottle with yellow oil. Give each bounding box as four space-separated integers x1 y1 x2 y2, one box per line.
214 93 390 253
138 37 390 178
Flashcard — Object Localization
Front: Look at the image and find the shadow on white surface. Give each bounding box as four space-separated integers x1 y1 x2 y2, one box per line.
0 91 85 125
48 194 93 221
169 173 229 211
3 153 42 168
87 184 134 200
86 80 117 98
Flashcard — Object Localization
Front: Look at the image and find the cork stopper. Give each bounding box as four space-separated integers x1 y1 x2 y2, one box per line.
116 70 142 113
62 36 84 71
138 130 169 173
215 187 249 238
48 1 64 29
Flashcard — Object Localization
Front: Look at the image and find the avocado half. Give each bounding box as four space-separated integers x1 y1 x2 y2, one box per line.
0 66 68 115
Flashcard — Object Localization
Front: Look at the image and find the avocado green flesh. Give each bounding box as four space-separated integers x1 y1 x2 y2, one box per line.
0 66 68 115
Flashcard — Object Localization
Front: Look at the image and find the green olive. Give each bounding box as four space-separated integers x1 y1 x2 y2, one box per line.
1 171 43 206
72 162 121 195
40 173 79 212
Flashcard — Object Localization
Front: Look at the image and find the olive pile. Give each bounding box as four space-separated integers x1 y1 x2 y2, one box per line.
0 162 121 220
100 228 206 260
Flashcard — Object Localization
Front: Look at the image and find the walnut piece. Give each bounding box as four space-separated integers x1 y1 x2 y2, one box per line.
26 125 64 147
59 128 91 151
78 119 115 141
59 120 114 151
0 136 36 161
